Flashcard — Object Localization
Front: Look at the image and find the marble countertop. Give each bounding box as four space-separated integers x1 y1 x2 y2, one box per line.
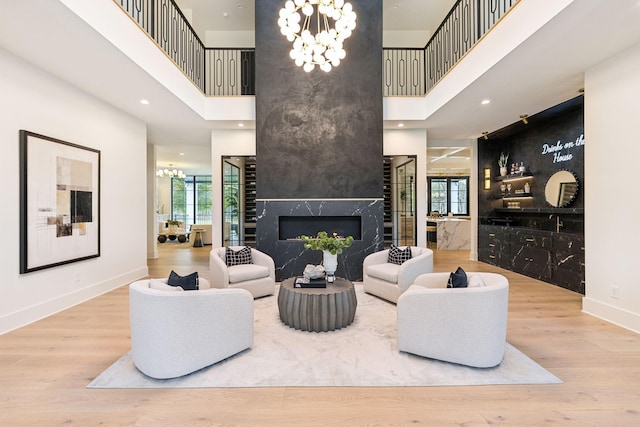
427 217 471 222
435 218 471 250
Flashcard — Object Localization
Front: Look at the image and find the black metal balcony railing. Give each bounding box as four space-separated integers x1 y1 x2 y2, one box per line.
424 0 516 93
117 0 206 92
115 0 516 97
205 49 255 96
383 48 425 96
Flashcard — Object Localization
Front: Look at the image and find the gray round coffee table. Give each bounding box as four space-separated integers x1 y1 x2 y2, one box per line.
278 277 357 332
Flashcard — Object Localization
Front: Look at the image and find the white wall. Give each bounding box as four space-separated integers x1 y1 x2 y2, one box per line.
0 49 148 334
205 31 255 48
156 177 172 217
147 144 158 259
582 41 640 334
383 31 430 48
384 129 427 248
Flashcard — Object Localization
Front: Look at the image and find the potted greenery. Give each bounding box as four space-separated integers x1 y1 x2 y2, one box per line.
167 219 181 234
498 152 509 176
301 231 354 282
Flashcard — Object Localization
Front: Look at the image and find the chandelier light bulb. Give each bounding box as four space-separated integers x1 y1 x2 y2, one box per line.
156 164 186 179
278 0 356 72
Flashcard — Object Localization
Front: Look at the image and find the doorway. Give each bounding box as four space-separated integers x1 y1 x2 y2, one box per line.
394 157 416 246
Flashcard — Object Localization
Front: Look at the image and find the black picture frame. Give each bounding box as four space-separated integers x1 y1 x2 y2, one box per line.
19 130 101 273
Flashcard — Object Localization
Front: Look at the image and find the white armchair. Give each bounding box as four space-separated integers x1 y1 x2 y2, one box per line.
363 246 434 303
397 272 509 368
129 279 254 379
210 246 276 298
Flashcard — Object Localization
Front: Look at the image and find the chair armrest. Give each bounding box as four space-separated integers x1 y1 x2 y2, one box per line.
397 249 434 293
209 250 230 289
413 272 450 289
251 249 276 280
363 250 390 274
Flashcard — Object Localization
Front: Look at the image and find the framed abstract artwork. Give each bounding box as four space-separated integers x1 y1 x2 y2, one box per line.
19 130 101 273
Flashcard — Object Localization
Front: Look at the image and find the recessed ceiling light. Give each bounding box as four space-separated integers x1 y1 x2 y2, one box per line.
140 99 149 105
238 123 245 127
179 152 184 156
222 12 229 17
398 123 404 128
481 99 490 105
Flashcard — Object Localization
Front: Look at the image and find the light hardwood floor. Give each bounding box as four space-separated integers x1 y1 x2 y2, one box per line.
1 243 639 426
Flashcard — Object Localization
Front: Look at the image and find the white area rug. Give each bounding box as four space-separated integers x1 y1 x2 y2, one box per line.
89 285 561 388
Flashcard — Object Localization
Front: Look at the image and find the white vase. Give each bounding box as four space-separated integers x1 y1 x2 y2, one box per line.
322 250 338 283
500 167 508 176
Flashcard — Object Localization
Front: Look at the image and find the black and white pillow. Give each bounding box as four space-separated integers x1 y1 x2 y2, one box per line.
387 244 412 265
225 246 253 267
167 270 199 291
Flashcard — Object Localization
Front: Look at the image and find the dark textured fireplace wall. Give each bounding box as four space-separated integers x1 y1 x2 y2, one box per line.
254 0 384 280
255 0 383 199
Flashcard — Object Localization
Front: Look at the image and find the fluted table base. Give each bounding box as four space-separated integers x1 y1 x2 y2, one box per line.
278 277 357 332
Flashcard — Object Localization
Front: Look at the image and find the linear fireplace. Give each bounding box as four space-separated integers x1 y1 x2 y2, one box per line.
257 199 383 281
278 216 362 241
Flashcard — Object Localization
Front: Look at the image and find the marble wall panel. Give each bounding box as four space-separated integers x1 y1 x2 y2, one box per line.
256 199 384 281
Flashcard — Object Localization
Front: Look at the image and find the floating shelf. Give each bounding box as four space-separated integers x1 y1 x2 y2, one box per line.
500 193 533 199
494 172 533 181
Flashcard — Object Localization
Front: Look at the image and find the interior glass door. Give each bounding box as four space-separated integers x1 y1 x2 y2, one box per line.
394 157 416 246
222 160 241 246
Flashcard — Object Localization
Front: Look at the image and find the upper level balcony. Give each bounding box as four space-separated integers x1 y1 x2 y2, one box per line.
114 0 517 97
6 0 617 145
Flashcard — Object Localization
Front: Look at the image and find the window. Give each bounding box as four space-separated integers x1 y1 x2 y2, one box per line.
171 176 212 226
428 176 469 215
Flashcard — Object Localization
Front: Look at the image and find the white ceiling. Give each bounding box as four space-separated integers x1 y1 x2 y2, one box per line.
2 1 640 174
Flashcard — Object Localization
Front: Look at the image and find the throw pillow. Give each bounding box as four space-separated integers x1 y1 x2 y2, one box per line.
387 244 412 265
225 246 253 267
467 274 486 288
167 270 199 291
149 279 185 291
447 266 468 288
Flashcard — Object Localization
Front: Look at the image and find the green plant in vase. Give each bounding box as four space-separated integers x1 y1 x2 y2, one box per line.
498 152 509 176
300 231 354 283
167 219 181 234
300 231 354 255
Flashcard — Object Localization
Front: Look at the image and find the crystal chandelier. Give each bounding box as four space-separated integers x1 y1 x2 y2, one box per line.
156 164 186 179
278 0 357 72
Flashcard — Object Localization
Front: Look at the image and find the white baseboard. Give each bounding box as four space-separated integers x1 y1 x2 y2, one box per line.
0 266 148 335
582 297 640 335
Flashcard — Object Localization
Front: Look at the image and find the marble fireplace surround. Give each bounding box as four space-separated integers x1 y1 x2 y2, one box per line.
256 199 384 281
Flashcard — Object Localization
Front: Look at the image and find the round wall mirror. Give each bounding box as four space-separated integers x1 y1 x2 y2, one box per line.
544 170 578 207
